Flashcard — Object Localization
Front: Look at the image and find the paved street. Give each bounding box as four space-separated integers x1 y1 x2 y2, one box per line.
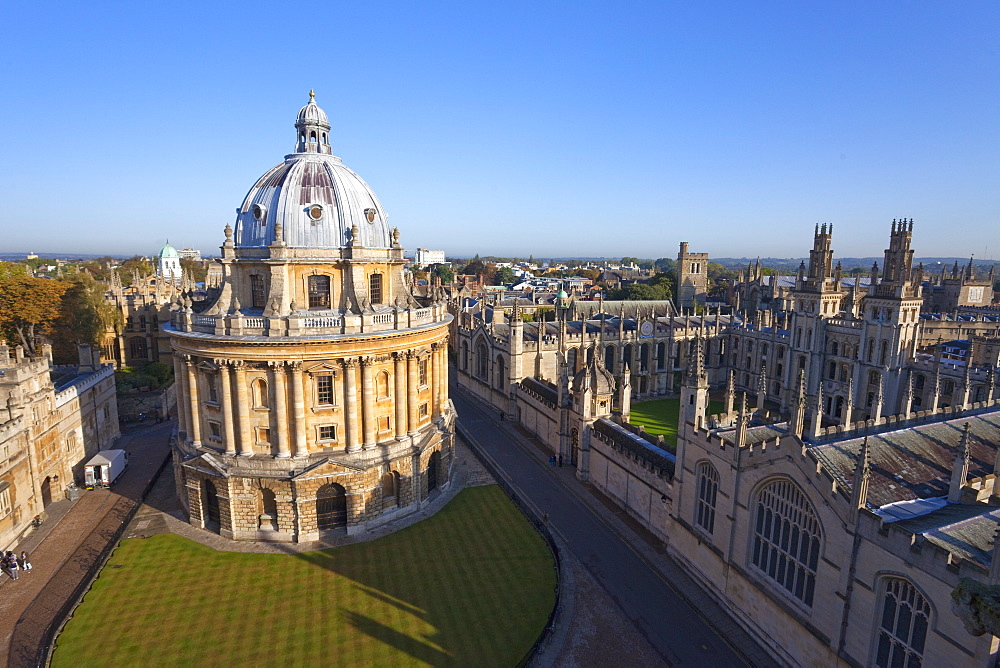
453 390 771 667
0 420 173 667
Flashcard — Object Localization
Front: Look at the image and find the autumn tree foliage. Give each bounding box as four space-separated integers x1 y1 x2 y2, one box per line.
0 277 68 355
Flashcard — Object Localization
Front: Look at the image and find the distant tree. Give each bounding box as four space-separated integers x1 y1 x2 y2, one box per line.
431 265 454 283
0 276 69 355
620 256 641 266
654 258 675 273
528 254 535 265
51 273 122 363
412 268 428 281
579 268 600 281
495 267 517 284
180 258 208 283
0 262 29 281
610 282 671 301
461 258 487 276
116 256 154 285
24 257 58 272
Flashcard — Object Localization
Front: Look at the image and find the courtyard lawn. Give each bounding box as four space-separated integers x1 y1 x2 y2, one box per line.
629 397 725 450
52 486 556 668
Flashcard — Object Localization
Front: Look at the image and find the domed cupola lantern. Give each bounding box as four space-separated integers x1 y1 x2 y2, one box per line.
295 90 332 155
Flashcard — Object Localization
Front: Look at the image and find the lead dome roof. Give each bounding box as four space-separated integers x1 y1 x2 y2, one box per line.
233 93 391 250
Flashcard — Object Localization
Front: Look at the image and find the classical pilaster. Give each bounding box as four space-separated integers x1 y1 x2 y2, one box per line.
173 354 187 436
431 343 442 420
233 362 253 456
217 360 236 455
185 356 202 445
406 351 419 435
361 356 375 449
343 358 360 453
393 352 407 438
439 337 449 410
271 362 291 458
289 362 308 457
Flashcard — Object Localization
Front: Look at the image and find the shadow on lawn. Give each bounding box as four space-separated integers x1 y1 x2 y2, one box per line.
342 610 450 665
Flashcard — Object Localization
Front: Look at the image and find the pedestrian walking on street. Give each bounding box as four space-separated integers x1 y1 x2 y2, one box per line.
20 551 31 573
7 551 19 580
558 454 563 467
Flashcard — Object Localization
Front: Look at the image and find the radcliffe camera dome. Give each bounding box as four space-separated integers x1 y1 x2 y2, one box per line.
232 92 392 250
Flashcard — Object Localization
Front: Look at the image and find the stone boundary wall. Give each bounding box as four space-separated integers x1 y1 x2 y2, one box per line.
587 434 673 546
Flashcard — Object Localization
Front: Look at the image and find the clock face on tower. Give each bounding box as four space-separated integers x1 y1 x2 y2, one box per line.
640 321 654 337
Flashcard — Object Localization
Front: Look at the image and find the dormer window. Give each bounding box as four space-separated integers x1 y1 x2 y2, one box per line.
252 204 267 226
308 205 323 221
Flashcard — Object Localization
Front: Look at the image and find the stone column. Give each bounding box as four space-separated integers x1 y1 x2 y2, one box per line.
439 338 449 412
218 360 236 455
173 354 187 436
394 352 407 438
271 362 291 458
343 358 360 453
233 363 253 456
289 362 308 457
431 343 442 420
361 357 377 449
185 357 202 445
407 351 419 435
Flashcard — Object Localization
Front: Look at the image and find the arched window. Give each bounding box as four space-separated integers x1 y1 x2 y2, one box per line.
751 479 821 606
369 273 384 304
253 379 269 408
866 338 875 363
605 345 616 373
639 344 649 372
695 462 719 535
460 342 469 371
376 371 390 398
476 342 489 380
201 479 220 529
942 380 955 397
913 374 925 391
880 340 889 365
381 470 399 506
308 275 331 309
566 347 577 372
840 364 849 382
656 342 666 370
260 488 277 517
831 341 839 356
309 130 317 143
874 578 930 667
129 337 148 360
495 355 506 389
828 361 837 379
316 483 347 530
622 344 633 370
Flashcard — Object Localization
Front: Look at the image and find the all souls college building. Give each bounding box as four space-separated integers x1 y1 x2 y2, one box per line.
167 94 455 541
455 223 1000 665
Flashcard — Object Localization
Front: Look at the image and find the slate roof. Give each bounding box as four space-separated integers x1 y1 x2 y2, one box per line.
895 504 1000 569
718 423 788 445
521 377 557 405
811 410 1000 508
593 418 675 476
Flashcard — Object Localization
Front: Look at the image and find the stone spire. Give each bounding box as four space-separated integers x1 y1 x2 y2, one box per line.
724 369 735 416
872 373 884 423
736 392 748 448
811 380 825 440
851 436 872 518
902 371 913 419
949 423 972 502
294 90 332 155
756 362 767 411
791 369 807 439
619 364 632 421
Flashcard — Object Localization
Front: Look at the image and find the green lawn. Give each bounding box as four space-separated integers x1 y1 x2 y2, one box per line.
629 397 725 450
53 486 556 668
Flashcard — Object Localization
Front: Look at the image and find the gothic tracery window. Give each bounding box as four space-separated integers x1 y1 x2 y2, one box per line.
874 577 930 667
695 462 719 535
751 479 821 607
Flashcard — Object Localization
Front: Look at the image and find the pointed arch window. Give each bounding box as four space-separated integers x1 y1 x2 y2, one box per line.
751 478 821 607
695 461 719 535
873 577 930 667
476 341 489 380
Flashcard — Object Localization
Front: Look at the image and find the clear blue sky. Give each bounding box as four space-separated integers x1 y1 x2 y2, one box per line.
1 1 997 260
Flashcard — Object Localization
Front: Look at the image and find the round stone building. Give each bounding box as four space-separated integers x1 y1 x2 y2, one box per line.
167 93 455 542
